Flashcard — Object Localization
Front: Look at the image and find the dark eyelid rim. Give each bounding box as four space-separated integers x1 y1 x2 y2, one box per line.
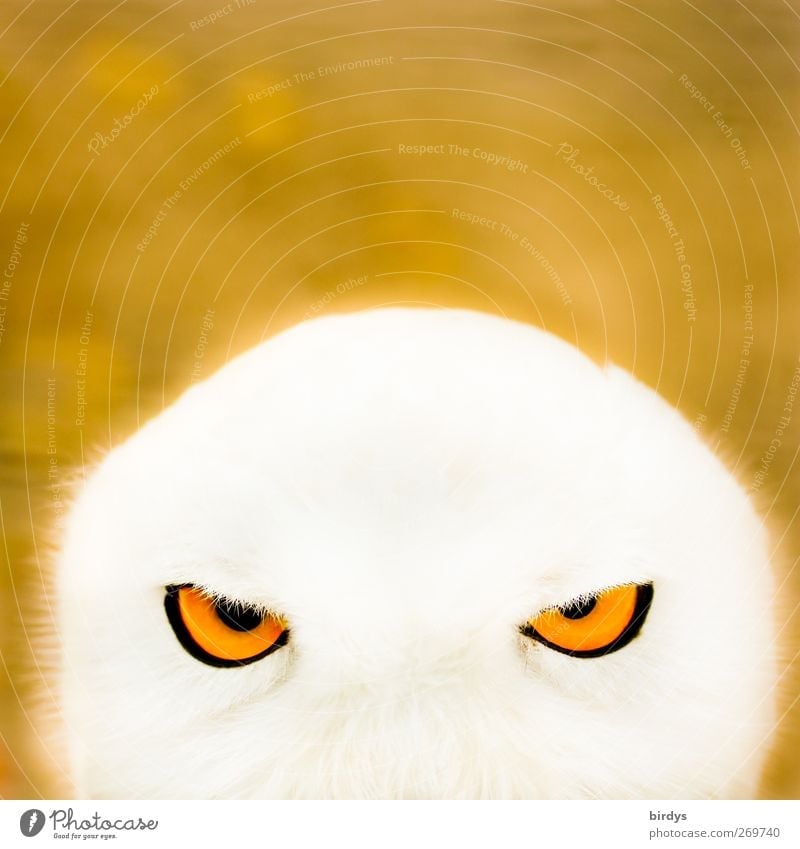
519 583 654 658
164 583 290 668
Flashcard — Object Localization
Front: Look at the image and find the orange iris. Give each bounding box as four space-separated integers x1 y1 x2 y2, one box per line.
166 585 287 666
525 584 650 656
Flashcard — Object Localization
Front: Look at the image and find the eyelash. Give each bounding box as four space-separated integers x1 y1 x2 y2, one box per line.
520 583 654 658
164 582 654 666
164 584 289 668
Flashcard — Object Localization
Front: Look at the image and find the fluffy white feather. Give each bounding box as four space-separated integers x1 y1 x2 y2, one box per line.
55 308 777 798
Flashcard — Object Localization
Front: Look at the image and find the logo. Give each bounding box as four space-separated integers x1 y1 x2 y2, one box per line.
19 809 45 837
16 807 159 838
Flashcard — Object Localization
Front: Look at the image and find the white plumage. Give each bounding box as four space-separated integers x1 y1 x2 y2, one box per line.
56 308 777 798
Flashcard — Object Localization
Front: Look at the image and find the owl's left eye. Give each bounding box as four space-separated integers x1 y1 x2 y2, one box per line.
164 584 289 667
521 583 653 658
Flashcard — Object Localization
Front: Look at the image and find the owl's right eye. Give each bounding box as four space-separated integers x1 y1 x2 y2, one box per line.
164 585 289 667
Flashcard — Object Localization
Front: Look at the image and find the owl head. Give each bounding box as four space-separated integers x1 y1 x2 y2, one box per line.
55 308 777 798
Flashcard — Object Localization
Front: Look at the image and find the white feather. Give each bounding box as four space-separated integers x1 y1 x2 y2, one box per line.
54 308 778 798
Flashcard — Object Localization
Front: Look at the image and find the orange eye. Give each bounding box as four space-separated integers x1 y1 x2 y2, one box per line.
165 585 288 667
522 583 653 657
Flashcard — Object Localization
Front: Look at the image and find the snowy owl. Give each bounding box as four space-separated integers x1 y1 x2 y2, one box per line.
55 308 777 799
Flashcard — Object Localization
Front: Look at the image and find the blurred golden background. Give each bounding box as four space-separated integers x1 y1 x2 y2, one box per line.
0 0 798 798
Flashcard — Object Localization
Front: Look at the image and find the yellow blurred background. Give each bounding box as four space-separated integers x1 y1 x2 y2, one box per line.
0 0 798 798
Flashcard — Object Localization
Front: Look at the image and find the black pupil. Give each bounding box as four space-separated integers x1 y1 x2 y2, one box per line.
214 597 264 632
560 596 597 620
